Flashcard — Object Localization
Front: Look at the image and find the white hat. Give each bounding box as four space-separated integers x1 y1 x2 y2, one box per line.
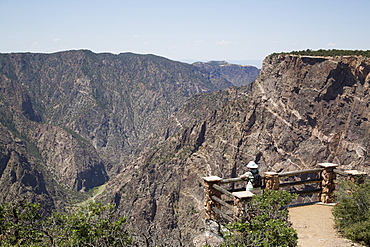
247 161 258 169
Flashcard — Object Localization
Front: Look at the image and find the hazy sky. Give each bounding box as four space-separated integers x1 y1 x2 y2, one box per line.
1 0 370 67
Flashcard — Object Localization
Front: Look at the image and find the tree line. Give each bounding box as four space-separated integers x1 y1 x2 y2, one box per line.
273 49 370 57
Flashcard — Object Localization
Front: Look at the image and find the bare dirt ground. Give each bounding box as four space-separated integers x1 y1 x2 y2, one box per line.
288 203 363 247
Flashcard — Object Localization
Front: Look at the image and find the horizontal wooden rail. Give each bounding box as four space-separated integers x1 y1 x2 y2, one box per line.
212 184 234 199
279 178 322 188
278 168 323 177
211 196 234 211
220 176 265 184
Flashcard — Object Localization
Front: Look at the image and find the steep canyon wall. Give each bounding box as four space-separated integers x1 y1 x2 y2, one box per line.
0 50 250 209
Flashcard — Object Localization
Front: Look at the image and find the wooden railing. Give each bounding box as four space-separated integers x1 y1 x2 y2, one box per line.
203 176 254 222
203 163 367 222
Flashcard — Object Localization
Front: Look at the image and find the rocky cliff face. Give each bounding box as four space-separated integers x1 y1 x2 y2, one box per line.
0 123 55 210
252 55 370 173
103 54 370 246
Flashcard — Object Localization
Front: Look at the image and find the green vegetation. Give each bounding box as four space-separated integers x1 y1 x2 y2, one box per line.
0 201 131 246
333 178 370 246
74 183 107 207
221 189 298 247
274 49 370 57
0 104 17 135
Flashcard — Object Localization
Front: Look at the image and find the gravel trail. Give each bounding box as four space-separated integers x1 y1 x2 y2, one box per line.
288 203 362 247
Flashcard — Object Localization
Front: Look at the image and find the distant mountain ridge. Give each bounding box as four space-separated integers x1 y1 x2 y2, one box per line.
193 60 260 87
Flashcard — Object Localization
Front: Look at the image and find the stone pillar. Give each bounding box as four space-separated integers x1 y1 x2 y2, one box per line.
319 163 338 203
264 172 280 190
202 176 222 220
344 170 367 184
232 191 254 221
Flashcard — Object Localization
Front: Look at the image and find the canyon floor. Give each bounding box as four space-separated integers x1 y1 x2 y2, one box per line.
289 203 363 247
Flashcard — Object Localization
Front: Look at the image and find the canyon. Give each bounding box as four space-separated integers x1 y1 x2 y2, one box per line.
0 50 369 245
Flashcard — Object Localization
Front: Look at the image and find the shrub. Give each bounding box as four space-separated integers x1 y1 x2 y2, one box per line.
0 201 132 246
333 178 370 246
0 202 44 246
221 189 298 247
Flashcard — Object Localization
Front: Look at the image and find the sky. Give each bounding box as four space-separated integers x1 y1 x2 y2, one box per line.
1 0 370 68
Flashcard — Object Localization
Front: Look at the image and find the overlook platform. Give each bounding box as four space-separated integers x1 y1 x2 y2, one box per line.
198 163 368 247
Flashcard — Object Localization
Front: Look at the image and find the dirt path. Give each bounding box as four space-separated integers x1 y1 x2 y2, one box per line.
288 203 362 247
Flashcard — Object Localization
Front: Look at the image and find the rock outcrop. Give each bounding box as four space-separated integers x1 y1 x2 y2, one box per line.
0 124 55 210
251 55 370 173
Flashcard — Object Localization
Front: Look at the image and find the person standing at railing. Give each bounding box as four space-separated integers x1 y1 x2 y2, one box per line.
240 161 262 194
